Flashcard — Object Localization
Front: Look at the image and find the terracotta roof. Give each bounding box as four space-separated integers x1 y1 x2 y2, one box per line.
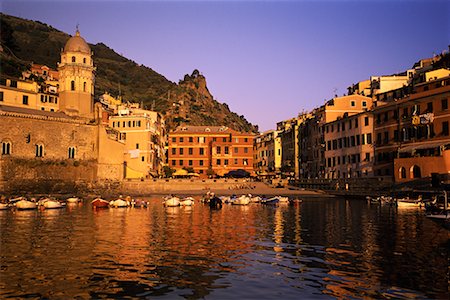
172 125 247 134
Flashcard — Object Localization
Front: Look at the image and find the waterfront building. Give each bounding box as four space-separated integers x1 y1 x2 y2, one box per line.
372 75 450 182
254 130 277 177
323 111 374 179
109 106 166 179
298 95 373 179
168 126 254 177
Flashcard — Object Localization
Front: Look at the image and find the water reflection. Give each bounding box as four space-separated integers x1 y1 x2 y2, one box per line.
0 197 448 299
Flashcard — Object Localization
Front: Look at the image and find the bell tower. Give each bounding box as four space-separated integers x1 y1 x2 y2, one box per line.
58 28 95 118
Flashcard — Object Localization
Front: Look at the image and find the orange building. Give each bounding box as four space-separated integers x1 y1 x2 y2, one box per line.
168 126 255 177
372 76 450 182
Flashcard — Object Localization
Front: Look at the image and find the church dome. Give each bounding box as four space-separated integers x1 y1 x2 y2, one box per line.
64 30 90 54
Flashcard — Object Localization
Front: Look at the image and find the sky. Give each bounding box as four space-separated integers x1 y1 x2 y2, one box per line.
1 0 449 132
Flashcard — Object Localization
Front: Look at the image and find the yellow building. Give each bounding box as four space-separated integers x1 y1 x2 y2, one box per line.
109 106 166 179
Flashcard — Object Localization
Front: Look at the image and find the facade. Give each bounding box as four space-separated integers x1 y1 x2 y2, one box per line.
254 130 276 176
373 76 450 182
109 107 166 179
168 126 254 177
323 111 374 179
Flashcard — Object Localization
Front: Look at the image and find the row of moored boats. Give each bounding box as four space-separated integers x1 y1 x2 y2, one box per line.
0 196 80 210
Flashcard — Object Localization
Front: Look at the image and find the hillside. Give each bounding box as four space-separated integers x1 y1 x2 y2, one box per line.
0 13 258 133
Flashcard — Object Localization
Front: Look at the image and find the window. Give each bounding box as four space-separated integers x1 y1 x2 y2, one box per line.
351 101 356 107
188 148 193 155
216 159 221 165
72 56 76 63
364 117 369 126
367 133 372 144
234 158 238 165
22 95 28 105
365 153 370 162
172 137 176 143
427 102 433 113
199 160 204 166
216 146 221 154
189 160 193 166
223 137 227 142
243 158 248 165
411 165 421 179
199 148 204 155
224 146 229 154
0 91 3 101
399 167 406 179
68 147 76 159
35 144 44 157
235 147 239 153
224 159 229 166
171 160 176 166
443 121 449 136
189 137 193 143
83 58 86 64
71 80 75 91
83 82 87 92
136 143 139 149
141 156 145 162
244 147 248 153
2 141 11 155
244 138 248 142
10 80 17 88
179 159 184 166
442 99 448 111
362 101 367 107
180 137 184 143
172 148 176 155
179 148 184 155
384 131 389 143
355 118 358 128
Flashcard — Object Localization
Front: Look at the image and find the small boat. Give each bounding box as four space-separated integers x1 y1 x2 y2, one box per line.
15 199 37 210
425 191 450 229
43 199 66 209
0 203 9 210
109 199 129 208
250 196 262 203
91 197 109 208
231 195 250 205
260 197 280 205
66 197 80 203
164 196 180 207
180 197 195 206
396 197 423 209
131 199 148 208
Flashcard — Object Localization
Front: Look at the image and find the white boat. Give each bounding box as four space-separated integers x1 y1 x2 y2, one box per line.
109 199 129 208
231 195 251 205
66 197 80 203
164 196 180 207
15 199 37 210
43 200 66 209
180 197 195 206
250 196 262 203
396 197 423 209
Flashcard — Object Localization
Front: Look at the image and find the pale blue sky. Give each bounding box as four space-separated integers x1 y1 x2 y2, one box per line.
1 0 449 131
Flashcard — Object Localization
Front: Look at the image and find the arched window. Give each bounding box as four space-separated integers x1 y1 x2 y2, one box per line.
1 141 11 155
35 144 44 157
68 147 76 159
83 57 86 64
72 56 76 63
83 82 86 92
411 165 421 179
399 167 406 179
71 80 75 91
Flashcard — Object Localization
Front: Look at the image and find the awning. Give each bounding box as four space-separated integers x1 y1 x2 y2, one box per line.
187 173 200 177
173 169 188 176
398 141 449 153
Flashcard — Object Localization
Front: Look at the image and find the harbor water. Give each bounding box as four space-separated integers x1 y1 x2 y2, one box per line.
0 196 448 299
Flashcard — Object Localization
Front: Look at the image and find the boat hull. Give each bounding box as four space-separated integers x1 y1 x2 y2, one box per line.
91 198 109 208
16 200 37 210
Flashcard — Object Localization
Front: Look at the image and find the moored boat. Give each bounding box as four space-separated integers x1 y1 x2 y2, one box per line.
180 197 195 206
15 199 37 210
260 197 279 205
43 199 66 209
231 195 251 205
91 197 109 208
66 197 80 203
109 199 129 208
164 196 180 207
